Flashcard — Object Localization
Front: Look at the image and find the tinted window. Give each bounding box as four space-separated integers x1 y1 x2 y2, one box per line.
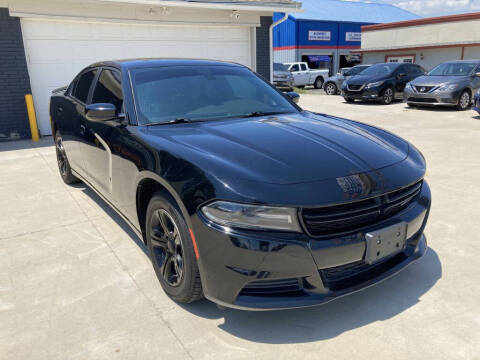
290 64 300 72
73 70 97 103
300 64 307 71
429 62 476 76
361 63 400 77
131 66 298 124
91 69 123 111
408 65 424 76
346 66 369 76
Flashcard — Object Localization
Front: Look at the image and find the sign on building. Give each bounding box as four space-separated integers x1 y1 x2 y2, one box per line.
346 32 362 42
308 30 331 41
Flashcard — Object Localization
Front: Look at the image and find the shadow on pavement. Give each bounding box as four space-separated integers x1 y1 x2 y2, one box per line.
182 248 441 343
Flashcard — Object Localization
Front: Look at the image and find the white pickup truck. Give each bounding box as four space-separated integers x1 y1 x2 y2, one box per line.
285 62 330 89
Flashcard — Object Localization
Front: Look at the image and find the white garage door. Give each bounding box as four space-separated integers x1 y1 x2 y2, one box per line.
21 18 253 135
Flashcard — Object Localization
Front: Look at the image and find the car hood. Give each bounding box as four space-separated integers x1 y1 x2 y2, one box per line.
328 74 344 82
410 75 468 86
347 74 388 85
143 112 410 185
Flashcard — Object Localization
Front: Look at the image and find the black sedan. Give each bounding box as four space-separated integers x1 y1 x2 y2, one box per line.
342 62 425 105
50 59 431 310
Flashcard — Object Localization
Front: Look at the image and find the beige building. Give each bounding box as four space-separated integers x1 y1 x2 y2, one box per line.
360 12 480 71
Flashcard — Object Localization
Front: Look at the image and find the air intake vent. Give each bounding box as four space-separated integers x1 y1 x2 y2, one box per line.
239 278 303 297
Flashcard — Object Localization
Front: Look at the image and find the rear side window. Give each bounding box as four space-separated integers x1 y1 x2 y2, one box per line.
91 69 123 112
73 70 97 103
300 64 307 71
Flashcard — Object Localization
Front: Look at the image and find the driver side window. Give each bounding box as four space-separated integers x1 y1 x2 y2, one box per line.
290 64 300 72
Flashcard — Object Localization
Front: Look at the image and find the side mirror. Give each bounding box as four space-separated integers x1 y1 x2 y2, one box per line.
397 73 407 79
86 103 117 121
286 91 300 104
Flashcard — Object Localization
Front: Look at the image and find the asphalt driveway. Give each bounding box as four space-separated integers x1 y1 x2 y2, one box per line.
1 96 479 359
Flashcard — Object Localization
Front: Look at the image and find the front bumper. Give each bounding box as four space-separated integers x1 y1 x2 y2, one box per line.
403 88 460 106
274 80 294 90
342 87 381 101
191 181 431 310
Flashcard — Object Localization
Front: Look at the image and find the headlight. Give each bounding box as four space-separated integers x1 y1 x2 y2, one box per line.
201 201 301 232
366 81 384 89
435 84 458 92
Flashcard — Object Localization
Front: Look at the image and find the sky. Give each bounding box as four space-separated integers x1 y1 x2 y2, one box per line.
350 0 480 17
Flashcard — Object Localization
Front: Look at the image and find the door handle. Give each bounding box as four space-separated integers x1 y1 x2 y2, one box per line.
80 124 86 135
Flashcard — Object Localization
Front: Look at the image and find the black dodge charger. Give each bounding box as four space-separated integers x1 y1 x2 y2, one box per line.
50 59 431 310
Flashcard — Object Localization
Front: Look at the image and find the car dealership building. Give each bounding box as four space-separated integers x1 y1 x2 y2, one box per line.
361 12 480 70
0 0 300 140
273 0 418 75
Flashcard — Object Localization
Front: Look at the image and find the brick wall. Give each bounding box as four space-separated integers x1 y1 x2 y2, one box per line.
256 16 272 81
0 8 31 141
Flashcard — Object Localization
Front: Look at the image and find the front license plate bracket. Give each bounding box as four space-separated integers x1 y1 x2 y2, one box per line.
365 223 407 265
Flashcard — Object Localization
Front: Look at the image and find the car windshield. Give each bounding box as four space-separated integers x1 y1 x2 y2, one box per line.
428 62 476 76
346 66 368 76
274 63 288 71
131 66 298 124
360 63 399 77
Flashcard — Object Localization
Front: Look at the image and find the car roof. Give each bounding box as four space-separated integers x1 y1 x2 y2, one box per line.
440 60 480 64
88 58 246 70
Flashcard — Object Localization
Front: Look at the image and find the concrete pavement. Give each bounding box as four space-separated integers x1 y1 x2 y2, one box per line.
1 96 479 359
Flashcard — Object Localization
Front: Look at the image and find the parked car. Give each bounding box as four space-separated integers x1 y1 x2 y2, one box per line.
404 60 480 110
285 62 329 89
50 59 430 310
473 89 480 114
342 62 425 105
324 64 371 95
273 62 294 91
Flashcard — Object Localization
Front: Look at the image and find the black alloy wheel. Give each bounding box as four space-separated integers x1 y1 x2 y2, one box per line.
146 193 203 303
55 131 80 184
380 87 394 105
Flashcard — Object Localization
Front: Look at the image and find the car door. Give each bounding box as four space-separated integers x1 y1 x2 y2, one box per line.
299 63 311 85
289 64 303 86
66 69 98 176
393 64 410 95
81 68 124 199
470 64 480 93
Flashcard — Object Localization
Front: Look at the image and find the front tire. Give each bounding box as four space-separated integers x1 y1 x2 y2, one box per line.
314 77 324 89
146 192 203 303
55 131 80 185
457 90 471 111
324 82 338 95
379 87 394 105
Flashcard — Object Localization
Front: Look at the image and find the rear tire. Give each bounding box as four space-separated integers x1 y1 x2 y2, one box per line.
314 77 324 89
457 90 471 111
324 82 338 95
146 192 203 303
55 131 80 185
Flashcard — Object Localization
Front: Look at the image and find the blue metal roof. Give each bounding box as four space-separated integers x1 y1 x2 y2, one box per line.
291 0 420 23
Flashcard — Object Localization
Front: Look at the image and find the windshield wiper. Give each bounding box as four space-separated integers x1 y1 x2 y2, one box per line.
240 111 286 118
145 118 190 126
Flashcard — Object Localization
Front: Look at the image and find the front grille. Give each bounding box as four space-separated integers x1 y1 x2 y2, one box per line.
239 278 303 297
302 181 422 237
320 252 407 291
408 97 437 103
347 84 364 91
415 86 434 93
